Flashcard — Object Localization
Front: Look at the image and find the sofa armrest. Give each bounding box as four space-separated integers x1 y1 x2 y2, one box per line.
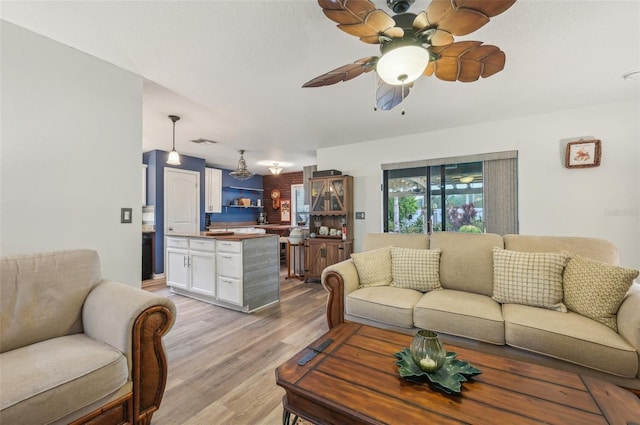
82 280 176 422
321 259 359 329
618 283 640 356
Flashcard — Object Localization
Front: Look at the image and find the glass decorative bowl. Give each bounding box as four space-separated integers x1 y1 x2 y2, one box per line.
410 329 446 373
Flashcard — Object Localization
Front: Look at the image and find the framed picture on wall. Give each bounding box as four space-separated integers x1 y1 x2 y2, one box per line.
280 199 290 222
565 139 601 168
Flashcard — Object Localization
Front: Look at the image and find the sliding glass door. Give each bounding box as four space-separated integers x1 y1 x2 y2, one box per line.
384 161 484 234
385 167 428 233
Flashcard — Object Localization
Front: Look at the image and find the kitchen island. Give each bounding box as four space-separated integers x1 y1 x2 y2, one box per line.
166 232 279 312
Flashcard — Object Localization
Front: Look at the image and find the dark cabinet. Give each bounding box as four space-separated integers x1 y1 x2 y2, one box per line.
305 175 353 281
304 238 352 281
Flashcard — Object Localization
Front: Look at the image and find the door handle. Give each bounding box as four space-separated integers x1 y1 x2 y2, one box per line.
320 248 326 257
168 227 174 231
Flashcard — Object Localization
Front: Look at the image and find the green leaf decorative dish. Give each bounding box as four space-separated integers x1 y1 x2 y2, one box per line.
394 348 481 394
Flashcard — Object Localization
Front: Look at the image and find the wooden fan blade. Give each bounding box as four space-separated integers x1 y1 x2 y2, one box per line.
323 9 367 25
430 57 460 81
434 40 483 57
425 0 455 26
359 35 384 44
302 56 378 88
438 8 489 36
430 29 454 46
413 11 429 31
455 0 517 18
376 81 412 111
337 10 402 41
427 42 506 82
479 50 506 78
422 0 515 36
318 0 377 23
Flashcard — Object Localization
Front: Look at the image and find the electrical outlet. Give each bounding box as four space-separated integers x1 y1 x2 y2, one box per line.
355 212 365 219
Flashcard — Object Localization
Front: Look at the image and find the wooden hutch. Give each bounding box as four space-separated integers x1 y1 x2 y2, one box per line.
304 175 353 281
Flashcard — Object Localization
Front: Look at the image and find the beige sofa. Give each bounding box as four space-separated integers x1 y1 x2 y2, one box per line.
322 232 640 394
0 249 176 425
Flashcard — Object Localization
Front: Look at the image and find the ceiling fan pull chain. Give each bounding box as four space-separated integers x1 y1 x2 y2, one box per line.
373 74 378 111
401 82 406 116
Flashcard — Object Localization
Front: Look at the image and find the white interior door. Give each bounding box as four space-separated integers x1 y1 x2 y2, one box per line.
165 168 200 234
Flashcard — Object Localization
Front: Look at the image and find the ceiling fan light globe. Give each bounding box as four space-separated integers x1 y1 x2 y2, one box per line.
376 45 429 85
167 149 181 165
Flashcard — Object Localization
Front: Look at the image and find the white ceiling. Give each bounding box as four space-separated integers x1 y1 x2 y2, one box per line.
2 1 639 175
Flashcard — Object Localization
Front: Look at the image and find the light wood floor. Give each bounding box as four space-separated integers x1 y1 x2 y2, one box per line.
147 270 328 425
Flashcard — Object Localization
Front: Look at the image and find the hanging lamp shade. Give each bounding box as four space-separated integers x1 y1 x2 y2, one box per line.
376 45 430 86
229 149 254 180
167 115 181 165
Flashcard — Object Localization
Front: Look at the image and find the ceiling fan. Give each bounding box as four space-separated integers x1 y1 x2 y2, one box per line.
303 0 516 111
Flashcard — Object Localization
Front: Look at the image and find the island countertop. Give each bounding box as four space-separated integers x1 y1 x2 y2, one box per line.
168 232 277 241
207 223 307 231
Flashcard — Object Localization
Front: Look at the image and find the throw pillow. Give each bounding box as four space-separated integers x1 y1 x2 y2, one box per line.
390 247 442 292
562 251 639 332
492 248 568 312
351 246 393 288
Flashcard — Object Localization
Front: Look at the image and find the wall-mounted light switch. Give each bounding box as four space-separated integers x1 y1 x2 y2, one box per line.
355 212 365 219
121 208 132 223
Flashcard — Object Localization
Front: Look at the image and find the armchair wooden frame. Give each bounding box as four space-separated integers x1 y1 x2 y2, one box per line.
69 305 174 425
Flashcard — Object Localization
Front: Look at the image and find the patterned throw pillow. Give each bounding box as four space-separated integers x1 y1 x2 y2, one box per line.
390 247 442 292
562 251 639 332
351 246 393 288
492 248 568 311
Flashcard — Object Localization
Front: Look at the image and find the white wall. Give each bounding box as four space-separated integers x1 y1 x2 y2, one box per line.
317 100 640 269
1 21 143 285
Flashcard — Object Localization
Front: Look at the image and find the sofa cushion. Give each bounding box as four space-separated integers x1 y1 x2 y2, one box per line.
390 247 442 292
429 232 503 296
414 289 505 345
492 248 568 312
0 333 128 424
346 286 424 328
1 250 102 353
503 303 638 378
504 234 619 265
351 246 393 288
562 252 639 332
362 233 429 252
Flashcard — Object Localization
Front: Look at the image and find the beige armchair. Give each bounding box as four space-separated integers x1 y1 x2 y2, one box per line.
0 249 176 425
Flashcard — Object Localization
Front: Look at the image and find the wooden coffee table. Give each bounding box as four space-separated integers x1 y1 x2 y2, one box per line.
276 323 640 424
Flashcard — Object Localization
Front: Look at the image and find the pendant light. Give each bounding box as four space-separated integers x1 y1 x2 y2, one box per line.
167 115 181 165
229 149 254 180
268 163 284 175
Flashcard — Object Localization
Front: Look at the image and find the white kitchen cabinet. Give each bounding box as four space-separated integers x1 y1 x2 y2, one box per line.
205 167 222 213
189 239 216 297
166 237 189 289
166 237 216 297
217 276 242 305
217 241 243 305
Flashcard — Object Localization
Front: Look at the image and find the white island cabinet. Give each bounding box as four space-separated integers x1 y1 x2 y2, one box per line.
166 234 279 312
166 237 216 297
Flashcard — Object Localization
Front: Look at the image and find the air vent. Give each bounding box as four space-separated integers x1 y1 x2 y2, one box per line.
191 138 218 145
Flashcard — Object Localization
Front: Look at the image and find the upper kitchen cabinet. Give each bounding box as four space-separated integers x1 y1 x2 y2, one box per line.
205 167 222 213
309 176 352 215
